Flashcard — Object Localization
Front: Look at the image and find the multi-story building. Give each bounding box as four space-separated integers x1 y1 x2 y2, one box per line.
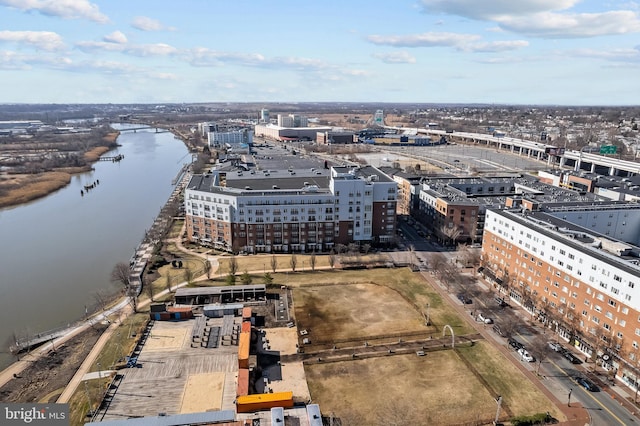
184 165 396 253
481 203 640 388
416 175 601 245
208 128 253 148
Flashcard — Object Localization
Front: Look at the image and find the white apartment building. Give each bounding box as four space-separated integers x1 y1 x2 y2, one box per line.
184 166 396 254
207 129 253 148
482 205 640 389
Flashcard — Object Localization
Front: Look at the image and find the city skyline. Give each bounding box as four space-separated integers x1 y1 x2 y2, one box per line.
0 0 639 105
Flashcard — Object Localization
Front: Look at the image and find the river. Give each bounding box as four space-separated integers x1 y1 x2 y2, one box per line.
0 124 190 369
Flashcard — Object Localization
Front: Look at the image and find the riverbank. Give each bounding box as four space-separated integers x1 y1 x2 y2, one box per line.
0 133 118 209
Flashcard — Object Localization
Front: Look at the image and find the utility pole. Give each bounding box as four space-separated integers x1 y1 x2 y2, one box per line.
568 388 572 407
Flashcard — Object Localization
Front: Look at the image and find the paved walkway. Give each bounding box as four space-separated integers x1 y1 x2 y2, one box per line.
422 270 591 425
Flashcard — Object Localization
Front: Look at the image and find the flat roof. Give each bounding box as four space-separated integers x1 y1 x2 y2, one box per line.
84 409 236 426
175 285 266 297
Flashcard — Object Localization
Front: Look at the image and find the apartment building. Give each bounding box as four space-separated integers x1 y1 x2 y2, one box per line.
481 204 640 387
184 165 396 254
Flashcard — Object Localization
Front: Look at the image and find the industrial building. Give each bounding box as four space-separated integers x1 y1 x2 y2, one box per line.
184 165 397 253
254 122 332 142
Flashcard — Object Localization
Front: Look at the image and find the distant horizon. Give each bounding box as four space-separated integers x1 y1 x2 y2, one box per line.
1 1 639 105
0 101 639 108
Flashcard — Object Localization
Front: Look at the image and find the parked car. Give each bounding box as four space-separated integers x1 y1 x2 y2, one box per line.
518 348 535 362
547 341 563 352
575 376 599 392
492 324 506 337
508 337 524 350
563 351 583 364
457 293 472 304
494 297 508 308
477 313 493 324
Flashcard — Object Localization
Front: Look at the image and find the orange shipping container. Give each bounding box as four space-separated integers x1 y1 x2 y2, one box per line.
236 391 294 413
241 321 251 333
242 307 252 320
238 331 250 369
237 368 249 397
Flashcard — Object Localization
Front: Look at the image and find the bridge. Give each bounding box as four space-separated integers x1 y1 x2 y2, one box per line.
119 126 169 133
391 127 640 177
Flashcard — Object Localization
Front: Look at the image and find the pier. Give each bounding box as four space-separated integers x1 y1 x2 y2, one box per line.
98 154 124 162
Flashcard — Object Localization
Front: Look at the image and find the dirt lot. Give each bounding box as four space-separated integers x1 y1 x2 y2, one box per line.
0 325 107 403
294 283 425 343
306 342 563 426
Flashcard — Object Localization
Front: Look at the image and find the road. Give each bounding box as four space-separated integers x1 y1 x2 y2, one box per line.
394 220 639 425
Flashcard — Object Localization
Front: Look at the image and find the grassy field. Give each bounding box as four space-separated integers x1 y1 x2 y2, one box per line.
68 313 149 426
306 341 563 425
294 283 426 342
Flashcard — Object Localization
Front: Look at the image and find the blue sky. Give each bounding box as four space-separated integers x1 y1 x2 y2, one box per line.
0 0 639 105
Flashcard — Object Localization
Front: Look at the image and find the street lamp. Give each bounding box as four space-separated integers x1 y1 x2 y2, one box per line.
494 395 502 425
97 362 101 379
425 303 431 326
567 388 572 407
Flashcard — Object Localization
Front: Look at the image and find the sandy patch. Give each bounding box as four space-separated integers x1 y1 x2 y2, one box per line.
270 362 310 401
264 328 299 355
144 327 188 351
180 372 225 413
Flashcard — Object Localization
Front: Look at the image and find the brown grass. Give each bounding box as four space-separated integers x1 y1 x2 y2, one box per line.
294 283 426 341
306 342 563 425
0 171 72 208
306 352 495 425
83 146 112 162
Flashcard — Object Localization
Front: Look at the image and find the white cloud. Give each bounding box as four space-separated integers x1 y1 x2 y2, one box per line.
465 40 529 52
568 47 640 62
76 40 177 57
103 31 127 44
497 11 640 38
420 0 578 20
420 0 640 38
367 32 480 48
76 40 125 53
0 0 108 23
131 16 175 32
372 51 417 64
0 30 64 51
125 43 178 57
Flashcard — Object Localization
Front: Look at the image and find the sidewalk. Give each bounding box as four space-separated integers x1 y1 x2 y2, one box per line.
424 271 591 425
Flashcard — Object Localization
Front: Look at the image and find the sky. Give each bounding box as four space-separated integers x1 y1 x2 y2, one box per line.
0 0 639 105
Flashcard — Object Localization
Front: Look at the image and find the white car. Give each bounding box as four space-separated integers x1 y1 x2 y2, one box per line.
547 341 562 352
477 313 493 324
518 348 535 362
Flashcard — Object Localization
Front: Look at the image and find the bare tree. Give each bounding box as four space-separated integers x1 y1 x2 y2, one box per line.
362 243 371 255
184 267 194 285
440 225 462 247
204 259 211 279
111 262 138 313
142 275 154 302
270 254 278 273
528 337 551 375
290 254 298 272
165 273 173 294
110 262 131 289
310 251 317 272
328 249 336 269
228 255 238 276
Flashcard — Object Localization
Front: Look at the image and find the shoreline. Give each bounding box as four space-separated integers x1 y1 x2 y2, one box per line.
0 133 119 209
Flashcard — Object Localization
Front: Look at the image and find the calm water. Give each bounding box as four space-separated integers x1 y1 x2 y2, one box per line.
0 124 189 368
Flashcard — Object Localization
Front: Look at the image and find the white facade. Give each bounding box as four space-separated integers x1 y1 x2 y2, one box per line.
484 208 640 313
208 129 253 147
